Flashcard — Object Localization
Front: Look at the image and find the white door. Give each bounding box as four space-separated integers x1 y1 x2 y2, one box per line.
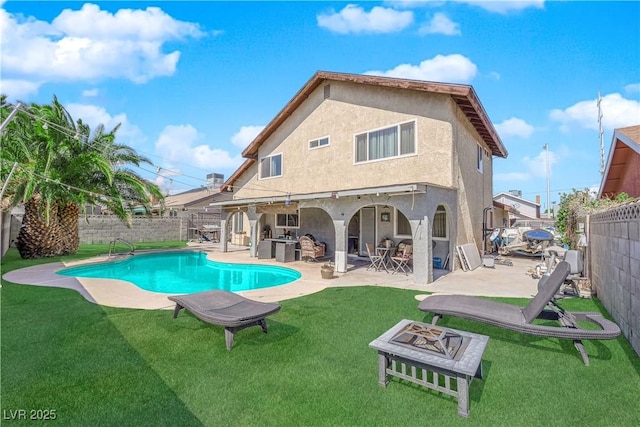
359 207 376 256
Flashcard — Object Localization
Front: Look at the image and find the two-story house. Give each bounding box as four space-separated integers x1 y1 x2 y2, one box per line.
213 71 507 283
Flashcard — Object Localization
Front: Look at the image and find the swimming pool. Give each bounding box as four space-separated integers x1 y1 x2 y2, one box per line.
57 251 301 294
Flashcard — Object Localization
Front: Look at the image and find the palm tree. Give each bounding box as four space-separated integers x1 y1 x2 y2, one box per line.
2 95 163 258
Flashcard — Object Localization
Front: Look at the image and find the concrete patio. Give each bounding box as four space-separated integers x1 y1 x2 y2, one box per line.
2 242 546 310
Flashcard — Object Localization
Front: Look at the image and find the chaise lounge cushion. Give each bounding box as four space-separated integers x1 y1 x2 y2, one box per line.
168 290 281 350
418 261 621 365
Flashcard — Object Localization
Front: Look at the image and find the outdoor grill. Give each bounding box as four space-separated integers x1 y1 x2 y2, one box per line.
390 322 471 361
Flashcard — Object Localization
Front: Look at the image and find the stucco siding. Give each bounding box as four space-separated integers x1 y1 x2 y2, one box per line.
453 106 493 248
234 81 457 200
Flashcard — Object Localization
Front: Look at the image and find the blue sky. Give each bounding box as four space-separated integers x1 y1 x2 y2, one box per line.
1 1 639 211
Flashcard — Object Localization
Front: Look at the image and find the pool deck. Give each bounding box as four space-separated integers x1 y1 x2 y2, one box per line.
2 242 545 310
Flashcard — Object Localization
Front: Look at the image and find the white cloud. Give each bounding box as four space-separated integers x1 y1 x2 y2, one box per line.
0 79 42 99
65 103 144 146
317 4 413 34
418 12 460 36
549 93 640 132
495 117 534 138
496 145 559 183
458 0 545 14
0 3 204 96
154 124 243 172
231 125 265 149
523 146 557 179
365 54 477 83
625 83 640 94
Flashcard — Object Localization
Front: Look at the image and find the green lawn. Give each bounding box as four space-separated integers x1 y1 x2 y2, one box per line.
2 245 639 426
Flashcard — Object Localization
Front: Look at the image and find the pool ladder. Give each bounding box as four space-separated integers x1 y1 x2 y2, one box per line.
108 238 136 257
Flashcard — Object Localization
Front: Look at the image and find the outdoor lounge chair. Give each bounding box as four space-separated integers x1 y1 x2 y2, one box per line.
299 235 325 262
417 262 621 365
168 290 281 350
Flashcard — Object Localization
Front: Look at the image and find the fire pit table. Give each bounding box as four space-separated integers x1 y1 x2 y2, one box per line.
369 319 489 418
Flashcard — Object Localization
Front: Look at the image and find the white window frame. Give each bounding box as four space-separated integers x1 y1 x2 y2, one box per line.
394 208 412 239
275 212 299 229
477 144 483 173
433 205 448 240
309 136 330 150
354 120 417 164
260 153 283 179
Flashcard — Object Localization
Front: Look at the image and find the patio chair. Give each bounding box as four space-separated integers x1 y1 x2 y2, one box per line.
390 243 412 275
365 243 384 271
298 235 325 262
168 290 281 350
417 262 621 365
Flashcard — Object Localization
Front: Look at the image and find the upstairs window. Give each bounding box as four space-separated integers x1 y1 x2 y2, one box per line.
355 121 416 163
477 145 483 173
309 136 329 150
260 153 282 179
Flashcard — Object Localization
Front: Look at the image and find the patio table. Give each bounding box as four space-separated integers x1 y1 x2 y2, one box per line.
376 246 395 273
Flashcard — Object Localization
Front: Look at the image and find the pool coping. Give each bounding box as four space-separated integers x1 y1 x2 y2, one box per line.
2 245 541 310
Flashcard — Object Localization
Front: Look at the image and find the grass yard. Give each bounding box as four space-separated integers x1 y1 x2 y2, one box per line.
2 244 640 426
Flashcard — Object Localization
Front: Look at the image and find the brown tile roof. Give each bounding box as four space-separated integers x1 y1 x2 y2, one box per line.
223 70 507 191
617 125 640 144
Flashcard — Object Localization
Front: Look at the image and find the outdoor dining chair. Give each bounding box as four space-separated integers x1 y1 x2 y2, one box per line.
365 243 384 271
391 244 412 275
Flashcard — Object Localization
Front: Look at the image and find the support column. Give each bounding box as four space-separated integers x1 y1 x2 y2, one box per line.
410 217 431 284
220 217 229 253
248 219 258 257
333 219 347 273
246 206 260 258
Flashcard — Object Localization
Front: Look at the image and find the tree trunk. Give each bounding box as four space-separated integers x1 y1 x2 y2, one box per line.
58 202 80 254
16 196 63 259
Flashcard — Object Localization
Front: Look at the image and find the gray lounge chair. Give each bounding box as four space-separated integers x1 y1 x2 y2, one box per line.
168 290 281 350
418 262 621 365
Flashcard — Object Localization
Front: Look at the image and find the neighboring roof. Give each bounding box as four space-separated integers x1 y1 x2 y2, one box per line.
493 200 538 219
222 70 508 191
493 192 540 207
598 125 640 198
164 187 221 208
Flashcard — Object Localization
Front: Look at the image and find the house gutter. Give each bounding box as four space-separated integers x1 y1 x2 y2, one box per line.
209 184 427 208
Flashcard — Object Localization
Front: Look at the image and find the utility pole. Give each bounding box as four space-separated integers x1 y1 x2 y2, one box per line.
597 91 605 176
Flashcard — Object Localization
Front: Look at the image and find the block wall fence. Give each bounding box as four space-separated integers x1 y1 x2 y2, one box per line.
7 215 189 246
588 202 640 358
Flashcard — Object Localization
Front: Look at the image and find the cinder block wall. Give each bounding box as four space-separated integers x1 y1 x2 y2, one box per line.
9 215 189 246
589 202 640 357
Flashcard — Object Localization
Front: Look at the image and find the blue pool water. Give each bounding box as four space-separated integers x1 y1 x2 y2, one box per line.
58 251 301 294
